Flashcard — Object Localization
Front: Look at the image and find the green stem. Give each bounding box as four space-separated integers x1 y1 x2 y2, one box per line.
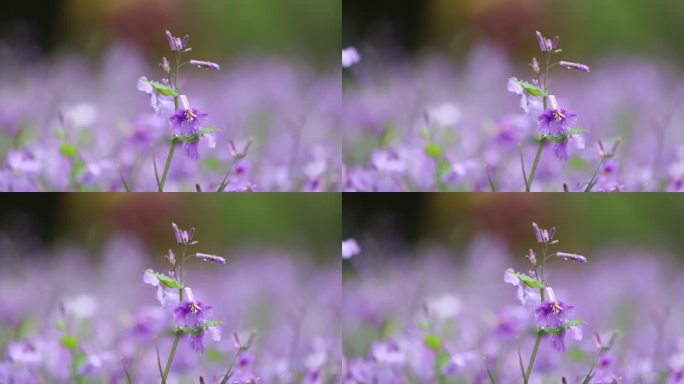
161 330 181 384
523 332 543 384
158 139 177 192
584 157 606 192
217 158 238 192
220 349 243 384
525 139 546 192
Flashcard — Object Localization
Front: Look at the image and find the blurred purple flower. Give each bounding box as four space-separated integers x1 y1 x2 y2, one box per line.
189 325 221 353
342 239 360 259
195 253 226 265
190 60 221 71
556 252 587 263
559 61 590 73
342 47 361 68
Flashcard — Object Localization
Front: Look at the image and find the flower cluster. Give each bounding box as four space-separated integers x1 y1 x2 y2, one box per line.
144 223 254 382
508 31 596 191
341 30 683 191
505 222 588 382
139 30 225 191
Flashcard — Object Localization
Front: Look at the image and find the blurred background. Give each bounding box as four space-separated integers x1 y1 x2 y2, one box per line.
343 0 684 66
1 0 340 68
343 194 684 263
0 194 340 262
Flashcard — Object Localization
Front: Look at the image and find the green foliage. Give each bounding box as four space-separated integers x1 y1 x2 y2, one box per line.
144 80 179 97
510 78 547 97
145 270 183 289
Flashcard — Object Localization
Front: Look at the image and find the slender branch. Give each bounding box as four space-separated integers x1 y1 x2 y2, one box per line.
158 139 178 192
525 139 546 192
161 330 181 384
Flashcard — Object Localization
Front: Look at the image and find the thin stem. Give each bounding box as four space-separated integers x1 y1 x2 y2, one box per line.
160 330 181 384
217 158 239 192
584 157 606 192
525 139 546 192
158 139 177 192
524 245 547 383
220 349 243 384
523 333 543 384
525 52 551 192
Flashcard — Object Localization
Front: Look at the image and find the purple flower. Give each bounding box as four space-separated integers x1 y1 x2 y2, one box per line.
169 96 210 160
538 98 577 137
535 288 578 351
342 239 360 259
195 253 226 264
188 325 221 353
173 288 213 329
559 61 590 73
342 47 361 68
535 289 574 329
535 31 558 52
556 252 587 263
190 60 221 71
171 222 195 245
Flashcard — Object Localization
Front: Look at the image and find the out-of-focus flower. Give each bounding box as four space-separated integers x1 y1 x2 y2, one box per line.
342 47 361 68
195 253 226 265
559 61 590 73
189 60 221 71
556 252 588 263
342 239 360 259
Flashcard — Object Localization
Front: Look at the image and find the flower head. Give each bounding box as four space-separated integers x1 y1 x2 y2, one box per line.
169 96 211 160
189 60 221 71
535 31 559 52
171 223 195 245
342 239 360 259
195 253 226 265
173 288 213 329
538 97 577 137
559 61 590 73
556 252 587 263
342 47 361 68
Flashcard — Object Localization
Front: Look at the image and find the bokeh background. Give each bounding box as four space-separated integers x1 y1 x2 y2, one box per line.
344 0 684 65
343 194 684 262
2 0 340 67
0 194 340 261
0 194 341 382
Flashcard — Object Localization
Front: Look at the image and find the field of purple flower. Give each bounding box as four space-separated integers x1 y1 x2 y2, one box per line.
342 33 684 191
342 225 684 383
0 223 341 383
0 31 341 191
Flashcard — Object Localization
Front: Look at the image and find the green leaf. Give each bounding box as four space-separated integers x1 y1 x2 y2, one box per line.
425 143 444 158
540 319 585 335
546 128 588 143
199 127 220 135
145 269 183 289
179 320 224 336
424 335 443 350
507 270 545 289
175 127 220 143
61 335 79 350
59 143 79 158
145 80 179 97
511 78 547 97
